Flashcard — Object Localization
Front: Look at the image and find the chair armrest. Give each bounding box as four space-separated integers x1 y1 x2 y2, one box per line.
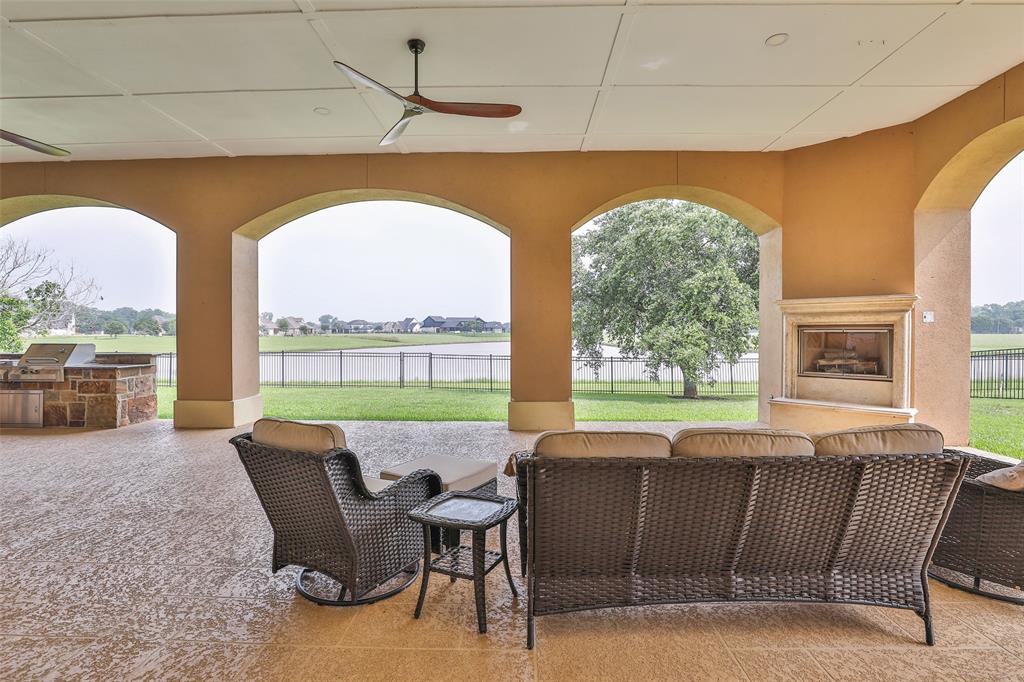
511 450 534 575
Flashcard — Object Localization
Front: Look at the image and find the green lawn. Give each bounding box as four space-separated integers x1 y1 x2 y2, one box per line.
971 334 1024 351
27 333 509 354
157 386 757 422
969 399 1024 459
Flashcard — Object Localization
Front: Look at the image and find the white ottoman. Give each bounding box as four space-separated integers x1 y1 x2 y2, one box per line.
379 454 497 494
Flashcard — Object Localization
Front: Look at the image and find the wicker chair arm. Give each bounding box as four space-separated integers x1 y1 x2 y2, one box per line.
345 467 442 556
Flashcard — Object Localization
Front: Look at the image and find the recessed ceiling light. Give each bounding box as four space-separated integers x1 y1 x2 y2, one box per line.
765 33 789 47
313 106 331 115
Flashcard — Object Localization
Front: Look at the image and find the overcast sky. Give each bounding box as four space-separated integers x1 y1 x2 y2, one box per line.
2 152 1021 317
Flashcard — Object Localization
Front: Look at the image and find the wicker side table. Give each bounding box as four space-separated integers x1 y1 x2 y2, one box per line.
930 455 1024 605
409 491 519 634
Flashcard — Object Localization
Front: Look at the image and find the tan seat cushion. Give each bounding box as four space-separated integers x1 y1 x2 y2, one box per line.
671 428 814 458
362 476 393 494
534 431 671 458
976 463 1024 492
812 423 943 456
380 454 495 492
251 417 347 453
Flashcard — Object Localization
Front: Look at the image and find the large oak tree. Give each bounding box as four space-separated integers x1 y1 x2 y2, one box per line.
572 200 759 397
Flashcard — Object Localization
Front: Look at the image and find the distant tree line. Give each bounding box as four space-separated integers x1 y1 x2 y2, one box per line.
971 301 1024 334
75 305 175 336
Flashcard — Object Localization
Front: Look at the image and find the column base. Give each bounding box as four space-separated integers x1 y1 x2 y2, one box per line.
507 400 575 432
173 393 264 429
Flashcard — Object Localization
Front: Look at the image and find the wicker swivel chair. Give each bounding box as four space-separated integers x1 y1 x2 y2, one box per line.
230 420 441 606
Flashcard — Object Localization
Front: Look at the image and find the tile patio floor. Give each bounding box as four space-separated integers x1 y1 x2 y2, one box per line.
1 420 1022 681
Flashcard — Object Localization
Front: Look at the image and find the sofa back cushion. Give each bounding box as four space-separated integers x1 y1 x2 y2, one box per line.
534 430 671 458
671 428 814 458
252 417 347 453
812 423 943 456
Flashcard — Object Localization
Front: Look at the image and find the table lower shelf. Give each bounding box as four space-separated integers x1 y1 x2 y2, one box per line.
430 545 503 581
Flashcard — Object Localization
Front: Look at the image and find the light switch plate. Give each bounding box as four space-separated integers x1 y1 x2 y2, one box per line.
923 311 935 323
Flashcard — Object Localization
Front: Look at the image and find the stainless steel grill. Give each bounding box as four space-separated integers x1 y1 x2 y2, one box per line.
5 343 96 383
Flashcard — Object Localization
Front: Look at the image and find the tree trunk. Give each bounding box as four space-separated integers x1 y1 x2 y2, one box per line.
683 374 699 398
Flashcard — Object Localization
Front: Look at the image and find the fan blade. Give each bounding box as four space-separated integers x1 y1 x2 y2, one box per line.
379 109 420 146
407 96 521 118
0 129 70 157
333 61 411 107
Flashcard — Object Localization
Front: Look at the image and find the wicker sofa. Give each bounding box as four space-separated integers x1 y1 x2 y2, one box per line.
512 425 970 649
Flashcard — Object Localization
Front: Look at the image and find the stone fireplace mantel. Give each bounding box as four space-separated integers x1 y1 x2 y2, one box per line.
769 294 918 433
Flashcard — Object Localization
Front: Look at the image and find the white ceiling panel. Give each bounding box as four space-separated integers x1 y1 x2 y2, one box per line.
317 7 622 87
862 5 1024 86
0 96 202 144
364 87 597 136
615 5 944 86
585 133 778 151
0 139 225 162
143 89 383 139
19 15 342 93
792 85 972 134
400 134 583 153
216 136 388 155
594 86 840 134
0 1 299 21
0 24 118 97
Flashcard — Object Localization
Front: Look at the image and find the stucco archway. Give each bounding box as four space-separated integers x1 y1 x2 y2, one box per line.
913 116 1024 445
570 186 783 424
185 190 514 428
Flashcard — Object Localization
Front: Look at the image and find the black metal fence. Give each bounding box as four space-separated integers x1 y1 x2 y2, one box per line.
971 348 1024 399
155 351 759 396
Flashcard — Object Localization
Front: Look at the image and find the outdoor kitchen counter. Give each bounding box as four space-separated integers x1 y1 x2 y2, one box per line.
0 352 158 428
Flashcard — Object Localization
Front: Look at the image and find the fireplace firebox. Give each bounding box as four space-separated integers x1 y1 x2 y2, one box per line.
797 325 893 381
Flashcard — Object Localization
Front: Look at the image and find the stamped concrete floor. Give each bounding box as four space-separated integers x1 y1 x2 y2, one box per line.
1 420 1022 681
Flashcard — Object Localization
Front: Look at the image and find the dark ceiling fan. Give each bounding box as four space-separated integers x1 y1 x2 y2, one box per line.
333 38 522 146
0 129 70 157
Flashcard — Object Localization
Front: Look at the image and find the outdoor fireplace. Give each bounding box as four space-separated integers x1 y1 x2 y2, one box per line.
798 325 893 381
769 295 917 432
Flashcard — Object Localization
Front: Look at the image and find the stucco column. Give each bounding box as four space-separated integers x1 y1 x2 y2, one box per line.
758 228 783 424
173 229 262 428
507 221 574 431
913 209 971 444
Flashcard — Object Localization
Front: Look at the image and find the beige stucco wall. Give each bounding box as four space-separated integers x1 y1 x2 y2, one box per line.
1 61 1022 433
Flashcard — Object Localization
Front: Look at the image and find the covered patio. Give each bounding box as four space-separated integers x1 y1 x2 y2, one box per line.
3 421 1022 680
1 1 1023 680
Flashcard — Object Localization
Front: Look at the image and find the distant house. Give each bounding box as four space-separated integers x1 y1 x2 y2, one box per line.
345 319 376 333
381 321 401 333
277 316 307 336
399 317 422 333
420 315 489 333
483 320 504 333
152 314 174 335
47 310 76 336
502 322 511 333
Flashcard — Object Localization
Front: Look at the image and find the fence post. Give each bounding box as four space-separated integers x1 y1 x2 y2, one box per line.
1003 352 1009 398
730 363 735 395
428 352 433 390
489 354 494 392
280 350 285 387
670 364 674 395
339 350 343 388
400 352 405 389
610 358 615 394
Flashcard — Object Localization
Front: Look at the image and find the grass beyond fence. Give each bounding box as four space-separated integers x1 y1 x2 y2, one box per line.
156 386 759 422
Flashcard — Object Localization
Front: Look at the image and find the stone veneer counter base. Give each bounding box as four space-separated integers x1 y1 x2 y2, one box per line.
0 353 158 428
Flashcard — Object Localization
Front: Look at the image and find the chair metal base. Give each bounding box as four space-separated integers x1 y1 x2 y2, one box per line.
929 569 1024 606
296 564 419 606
